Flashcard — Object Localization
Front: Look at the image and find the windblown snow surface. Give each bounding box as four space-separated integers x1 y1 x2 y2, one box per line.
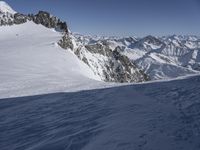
1 75 200 150
1 22 200 150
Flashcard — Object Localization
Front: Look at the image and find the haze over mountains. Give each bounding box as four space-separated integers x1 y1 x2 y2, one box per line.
1 1 200 150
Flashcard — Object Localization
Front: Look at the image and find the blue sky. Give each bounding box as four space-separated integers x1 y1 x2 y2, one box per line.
4 0 200 37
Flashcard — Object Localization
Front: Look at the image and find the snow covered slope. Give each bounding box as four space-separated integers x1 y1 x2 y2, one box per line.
1 75 200 150
0 1 16 14
0 21 109 98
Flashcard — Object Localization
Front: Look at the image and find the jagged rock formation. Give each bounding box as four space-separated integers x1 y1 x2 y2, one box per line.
1 1 199 82
85 44 149 82
0 2 68 32
28 11 68 33
58 33 74 50
74 34 200 80
0 12 14 25
14 13 28 24
59 35 149 82
0 1 15 26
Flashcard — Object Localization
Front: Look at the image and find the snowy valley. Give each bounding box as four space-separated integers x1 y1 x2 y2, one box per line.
0 1 200 150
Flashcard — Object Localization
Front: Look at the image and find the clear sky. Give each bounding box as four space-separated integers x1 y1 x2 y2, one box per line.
3 0 200 37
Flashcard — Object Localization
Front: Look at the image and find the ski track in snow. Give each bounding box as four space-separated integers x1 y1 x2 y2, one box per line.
0 76 200 150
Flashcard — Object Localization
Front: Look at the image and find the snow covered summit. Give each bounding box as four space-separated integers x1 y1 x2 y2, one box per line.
0 1 17 26
0 1 199 89
0 1 16 14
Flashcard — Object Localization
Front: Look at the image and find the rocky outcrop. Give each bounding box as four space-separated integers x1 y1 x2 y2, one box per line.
14 13 28 24
58 35 149 83
110 47 149 82
0 12 14 25
28 11 68 33
0 10 68 33
86 44 149 82
58 33 73 50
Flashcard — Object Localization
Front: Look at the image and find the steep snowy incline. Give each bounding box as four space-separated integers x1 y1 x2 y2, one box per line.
0 75 200 150
0 21 108 98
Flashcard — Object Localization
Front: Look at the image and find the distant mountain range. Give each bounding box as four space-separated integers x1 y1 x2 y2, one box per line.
1 1 200 83
1 2 200 150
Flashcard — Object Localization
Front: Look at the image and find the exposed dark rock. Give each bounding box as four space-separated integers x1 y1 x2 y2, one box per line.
0 12 14 25
0 11 68 33
29 11 68 33
107 46 149 82
14 13 28 24
58 33 74 50
59 36 149 83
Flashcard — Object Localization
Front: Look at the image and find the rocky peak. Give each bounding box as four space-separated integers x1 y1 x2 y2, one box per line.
142 35 163 46
58 33 73 50
0 7 68 33
29 11 68 33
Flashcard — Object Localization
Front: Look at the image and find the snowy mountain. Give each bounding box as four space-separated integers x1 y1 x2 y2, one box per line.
0 1 16 14
0 21 115 98
1 2 200 150
75 34 200 80
59 34 149 82
0 1 16 25
0 1 149 83
1 1 200 83
1 1 199 82
129 35 200 79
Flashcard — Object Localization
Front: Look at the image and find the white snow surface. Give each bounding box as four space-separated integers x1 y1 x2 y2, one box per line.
0 21 113 98
0 1 16 14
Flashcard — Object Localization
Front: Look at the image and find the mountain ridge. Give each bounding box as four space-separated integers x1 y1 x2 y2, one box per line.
0 1 199 82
